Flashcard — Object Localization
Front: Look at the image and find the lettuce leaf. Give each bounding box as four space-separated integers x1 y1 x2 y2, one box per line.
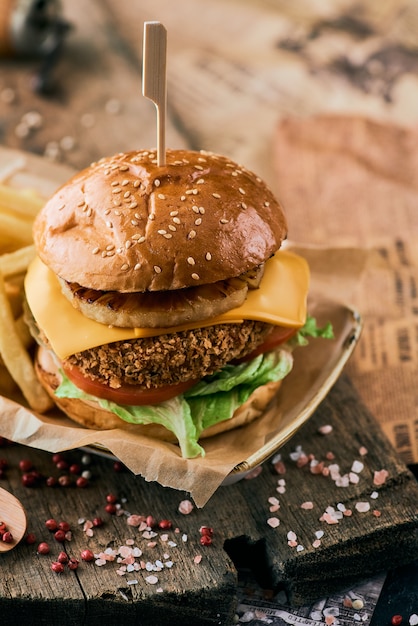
289 316 334 348
55 348 293 459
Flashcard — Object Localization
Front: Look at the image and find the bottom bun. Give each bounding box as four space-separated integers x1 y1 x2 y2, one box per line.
34 348 282 442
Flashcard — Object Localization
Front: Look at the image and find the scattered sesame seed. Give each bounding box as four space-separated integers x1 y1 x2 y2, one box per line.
106 244 115 251
92 247 100 255
121 179 129 186
212 193 221 199
188 230 196 239
158 230 167 235
163 233 172 239
196 179 205 184
123 191 131 198
192 206 200 214
191 273 200 280
187 257 195 265
170 210 179 216
104 209 111 215
58 203 65 210
121 264 129 271
220 218 229 224
264 201 270 207
241 202 247 209
239 188 246 195
180 195 186 201
133 180 141 188
154 266 162 273
205 252 212 261
172 217 181 224
195 218 202 226
106 221 113 228
267 517 280 528
125 241 131 249
134 263 141 270
168 225 176 232
154 179 161 187
194 165 204 170
112 188 122 194
119 165 129 171
131 220 139 226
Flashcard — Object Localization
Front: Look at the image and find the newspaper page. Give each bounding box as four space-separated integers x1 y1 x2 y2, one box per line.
236 569 385 625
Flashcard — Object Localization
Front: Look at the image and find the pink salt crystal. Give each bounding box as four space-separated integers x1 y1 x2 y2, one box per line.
244 465 263 480
373 469 389 486
322 467 330 477
267 517 280 528
296 454 309 468
127 515 144 527
359 446 368 456
318 424 333 435
288 540 298 548
310 461 324 475
325 616 335 625
355 502 370 513
326 451 335 460
322 512 339 525
343 509 353 517
373 510 381 517
287 531 297 541
312 539 321 548
194 554 202 564
118 546 133 558
301 501 314 510
178 499 194 515
343 597 352 608
273 460 286 475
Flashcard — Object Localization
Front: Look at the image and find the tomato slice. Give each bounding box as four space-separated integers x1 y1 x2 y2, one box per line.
234 325 298 364
62 364 198 406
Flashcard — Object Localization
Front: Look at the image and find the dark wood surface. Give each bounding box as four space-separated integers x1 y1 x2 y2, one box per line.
0 376 417 625
1 2 418 624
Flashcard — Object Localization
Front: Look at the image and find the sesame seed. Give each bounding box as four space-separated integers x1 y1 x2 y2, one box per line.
231 171 238 177
205 252 212 261
194 165 204 170
106 221 113 228
168 225 176 231
264 201 270 207
157 193 166 201
192 206 199 214
188 230 196 239
121 179 129 186
172 217 181 224
170 210 178 216
241 202 247 209
149 214 155 220
86 208 93 217
114 210 121 216
106 244 115 251
121 263 129 271
119 165 129 172
196 179 205 184
191 273 200 280
113 199 122 206
187 257 195 265
112 188 122 194
154 179 161 187
180 195 186 201
58 203 65 210
220 218 229 224
129 202 138 209
212 193 221 199
125 241 131 249
131 220 139 226
133 180 140 188
77 201 85 207
134 263 141 270
101 251 107 258
195 218 202 226
106 250 115 257
154 266 162 273
111 181 119 186
239 188 246 195
104 208 111 215
158 229 167 235
163 233 172 239
123 191 131 198
199 207 205 214
92 247 100 255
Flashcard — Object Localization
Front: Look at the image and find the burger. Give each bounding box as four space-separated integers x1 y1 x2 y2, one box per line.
24 148 331 458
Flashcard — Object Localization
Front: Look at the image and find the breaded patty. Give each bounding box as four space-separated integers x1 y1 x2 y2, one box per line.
64 321 272 390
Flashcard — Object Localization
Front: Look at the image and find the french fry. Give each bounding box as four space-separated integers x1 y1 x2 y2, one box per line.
0 245 35 277
0 184 44 220
0 270 51 413
0 212 33 250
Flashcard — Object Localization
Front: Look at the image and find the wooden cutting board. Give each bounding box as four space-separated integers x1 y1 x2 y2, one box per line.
0 374 417 625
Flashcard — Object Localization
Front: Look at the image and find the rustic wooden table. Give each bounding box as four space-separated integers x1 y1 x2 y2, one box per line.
0 1 418 624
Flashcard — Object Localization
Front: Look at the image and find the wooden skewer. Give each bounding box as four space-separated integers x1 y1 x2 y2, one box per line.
142 21 167 167
0 488 27 552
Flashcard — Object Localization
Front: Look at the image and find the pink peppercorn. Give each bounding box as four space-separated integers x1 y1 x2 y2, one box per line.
106 493 117 504
69 464 81 475
200 534 212 546
58 521 70 532
25 532 36 545
68 557 79 570
391 617 403 626
76 476 88 488
199 526 214 537
37 542 50 555
80 549 94 562
57 551 69 564
45 518 58 531
51 561 64 573
2 531 13 543
158 519 172 530
54 530 66 543
45 476 57 487
104 503 116 515
58 475 72 487
146 515 156 528
92 517 103 527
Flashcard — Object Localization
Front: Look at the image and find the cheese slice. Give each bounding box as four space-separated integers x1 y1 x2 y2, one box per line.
25 250 309 360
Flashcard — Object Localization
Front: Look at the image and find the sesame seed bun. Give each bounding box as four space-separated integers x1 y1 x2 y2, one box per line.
33 149 287 293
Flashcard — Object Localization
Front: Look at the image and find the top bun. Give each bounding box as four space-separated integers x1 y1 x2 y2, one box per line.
33 149 287 292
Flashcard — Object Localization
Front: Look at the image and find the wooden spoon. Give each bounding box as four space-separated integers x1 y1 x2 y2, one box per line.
0 487 27 552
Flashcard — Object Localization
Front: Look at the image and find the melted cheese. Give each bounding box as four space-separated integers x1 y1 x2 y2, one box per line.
25 250 309 360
